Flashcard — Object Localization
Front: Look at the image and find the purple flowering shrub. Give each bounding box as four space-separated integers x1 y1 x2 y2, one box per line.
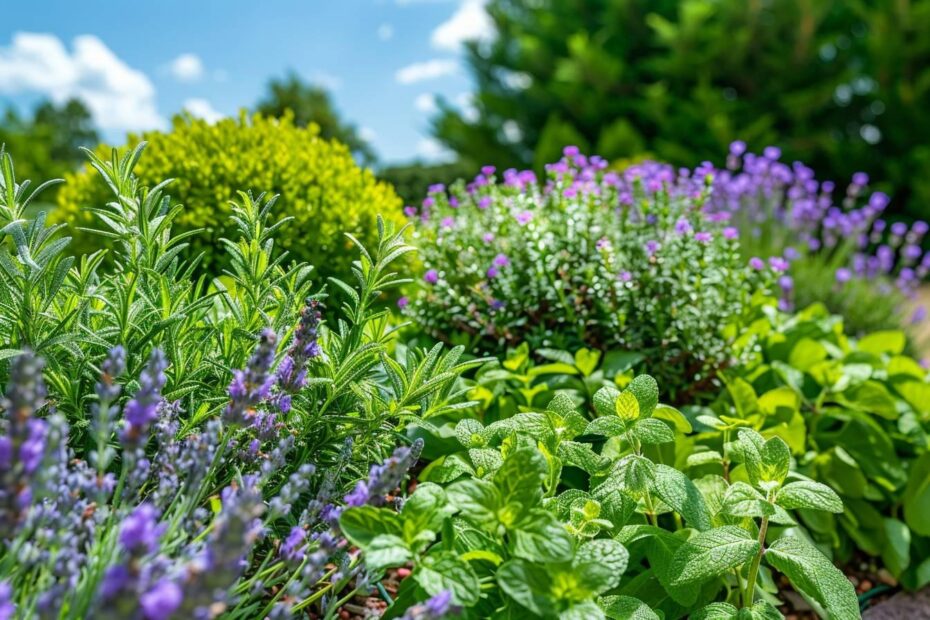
699 142 929 335
405 148 774 399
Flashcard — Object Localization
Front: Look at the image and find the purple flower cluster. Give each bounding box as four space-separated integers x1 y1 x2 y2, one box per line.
275 298 323 412
345 439 424 507
122 349 168 442
400 590 459 620
224 328 277 428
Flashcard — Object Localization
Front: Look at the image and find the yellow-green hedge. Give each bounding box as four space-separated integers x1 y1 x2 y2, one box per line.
55 111 404 281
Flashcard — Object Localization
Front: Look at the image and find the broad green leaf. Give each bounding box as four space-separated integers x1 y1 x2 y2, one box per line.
653 404 692 433
652 464 712 531
593 386 622 418
759 436 791 485
742 601 784 620
364 534 412 571
339 506 403 547
559 440 611 474
758 386 799 416
469 447 504 477
837 380 899 420
691 602 738 620
858 330 906 356
415 551 481 606
402 483 449 534
548 391 579 417
446 478 502 525
627 374 659 417
512 510 574 563
585 416 627 437
888 355 926 378
615 391 641 421
881 517 911 576
497 559 553 615
561 601 607 620
574 539 629 593
575 348 602 376
726 376 759 419
776 481 842 513
765 536 859 619
632 418 674 444
687 450 724 468
495 447 547 512
904 453 930 536
455 418 489 448
614 454 656 495
722 482 775 519
599 595 660 620
420 453 474 483
671 526 760 585
789 338 828 371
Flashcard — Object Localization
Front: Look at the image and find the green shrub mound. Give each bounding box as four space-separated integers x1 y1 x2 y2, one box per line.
54 112 404 281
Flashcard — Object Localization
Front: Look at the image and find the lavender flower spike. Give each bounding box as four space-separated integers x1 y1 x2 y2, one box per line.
399 590 460 620
122 348 168 441
224 328 277 426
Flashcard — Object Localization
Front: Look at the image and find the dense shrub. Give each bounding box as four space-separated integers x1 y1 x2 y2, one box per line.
403 149 773 400
0 148 476 617
434 0 930 222
54 112 404 280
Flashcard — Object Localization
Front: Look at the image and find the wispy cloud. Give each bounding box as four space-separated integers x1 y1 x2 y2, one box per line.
415 92 437 113
431 0 493 52
0 32 164 131
417 137 455 161
168 53 204 82
395 59 457 84
183 98 223 123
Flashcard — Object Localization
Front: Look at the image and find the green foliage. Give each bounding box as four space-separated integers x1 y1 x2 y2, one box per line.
346 377 860 619
693 301 930 590
377 160 475 206
435 0 930 221
54 112 404 280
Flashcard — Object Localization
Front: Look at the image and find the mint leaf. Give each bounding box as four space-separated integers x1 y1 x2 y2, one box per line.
561 602 607 620
652 464 712 531
512 510 574 563
573 539 630 594
722 482 775 519
632 417 675 444
547 391 578 417
497 559 553 615
599 595 661 620
415 551 481 606
446 477 502 526
765 535 858 619
776 480 843 513
691 602 738 620
585 416 627 437
559 440 611 474
627 374 659 417
671 526 760 585
365 534 413 572
455 418 488 448
759 436 791 485
593 386 621 418
495 447 547 513
615 391 641 421
339 505 403 547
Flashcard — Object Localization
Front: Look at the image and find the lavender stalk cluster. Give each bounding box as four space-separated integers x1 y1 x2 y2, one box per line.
224 328 278 428
274 298 322 413
400 591 459 620
345 439 424 508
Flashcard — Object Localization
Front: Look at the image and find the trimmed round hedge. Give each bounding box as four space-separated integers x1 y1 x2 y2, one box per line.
54 112 404 281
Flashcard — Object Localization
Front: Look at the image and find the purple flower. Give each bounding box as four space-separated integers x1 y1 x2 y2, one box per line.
481 165 496 176
852 172 869 186
694 232 713 243
768 257 789 272
516 210 533 225
487 267 499 278
722 227 739 240
344 481 370 507
404 206 417 218
493 253 509 267
482 233 495 243
779 275 794 291
729 141 747 156
276 299 322 396
441 216 455 229
891 222 908 237
123 349 167 435
912 306 927 324
749 257 765 270
397 296 410 309
836 268 852 283
763 146 782 160
477 197 491 209
428 183 446 194
674 218 692 235
424 269 439 284
224 329 277 427
119 504 165 555
563 145 580 158
280 526 307 563
645 241 660 256
400 590 458 620
140 580 183 620
618 271 632 282
0 581 14 620
914 221 929 236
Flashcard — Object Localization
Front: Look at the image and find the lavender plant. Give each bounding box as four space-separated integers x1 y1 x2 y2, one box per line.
404 148 775 401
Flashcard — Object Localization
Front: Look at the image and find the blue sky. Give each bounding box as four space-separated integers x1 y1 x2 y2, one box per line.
0 0 491 163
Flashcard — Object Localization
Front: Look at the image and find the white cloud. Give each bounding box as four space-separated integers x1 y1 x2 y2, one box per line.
183 98 223 123
415 93 437 113
377 23 395 41
431 0 494 52
359 126 377 142
396 0 453 5
455 92 478 122
0 32 164 131
168 53 204 82
395 59 458 84
417 137 455 161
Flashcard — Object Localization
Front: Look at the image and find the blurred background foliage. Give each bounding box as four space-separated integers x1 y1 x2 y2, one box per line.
433 0 930 221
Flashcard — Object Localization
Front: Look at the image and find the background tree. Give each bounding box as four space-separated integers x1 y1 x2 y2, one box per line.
433 0 930 220
0 97 98 203
256 72 377 165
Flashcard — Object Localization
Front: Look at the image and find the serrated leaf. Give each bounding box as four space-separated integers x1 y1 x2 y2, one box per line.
615 391 641 421
614 454 656 495
446 478 501 525
497 559 553 615
574 539 629 594
585 416 627 437
671 526 760 585
455 418 488 448
691 602 739 620
722 482 775 519
687 450 724 468
594 386 621 418
547 391 578 417
415 551 481 606
632 417 675 444
759 436 791 485
765 536 859 619
561 601 607 620
364 534 412 571
558 440 611 474
652 464 712 531
776 480 843 514
512 510 574 563
599 595 661 620
627 374 659 417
